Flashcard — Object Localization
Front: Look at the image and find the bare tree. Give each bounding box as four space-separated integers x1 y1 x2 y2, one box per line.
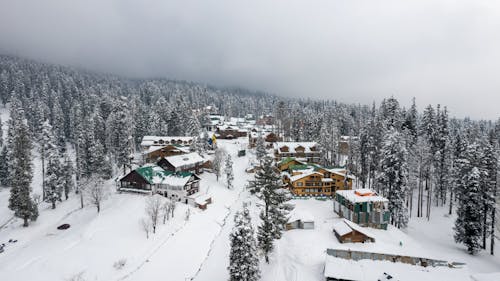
140 218 151 239
213 148 227 181
161 199 172 224
145 195 162 233
170 200 177 218
86 178 106 213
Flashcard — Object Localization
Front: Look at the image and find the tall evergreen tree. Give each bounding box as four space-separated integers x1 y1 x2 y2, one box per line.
228 206 260 281
377 128 409 228
225 155 234 189
7 99 38 227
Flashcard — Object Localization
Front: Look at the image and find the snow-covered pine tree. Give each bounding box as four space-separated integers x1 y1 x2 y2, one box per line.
39 120 57 201
44 154 63 209
61 153 75 200
0 146 8 186
257 210 275 264
454 166 483 254
255 133 267 160
377 128 409 228
250 157 293 241
228 206 260 280
7 98 38 227
481 133 497 251
225 154 234 189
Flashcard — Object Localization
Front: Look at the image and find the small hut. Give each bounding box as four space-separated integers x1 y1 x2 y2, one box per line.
333 219 375 243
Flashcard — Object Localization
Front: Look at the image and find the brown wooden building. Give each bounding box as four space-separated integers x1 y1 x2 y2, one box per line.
157 152 207 174
333 219 375 243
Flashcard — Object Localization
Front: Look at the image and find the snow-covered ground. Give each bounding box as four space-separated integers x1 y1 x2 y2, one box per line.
0 137 499 281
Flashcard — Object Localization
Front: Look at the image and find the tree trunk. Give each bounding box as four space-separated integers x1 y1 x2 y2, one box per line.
483 203 488 249
41 156 45 201
23 217 28 227
97 203 100 213
426 178 432 221
491 205 496 255
448 188 453 215
80 191 84 209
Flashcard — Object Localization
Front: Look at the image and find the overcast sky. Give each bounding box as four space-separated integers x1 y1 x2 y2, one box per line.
0 0 499 119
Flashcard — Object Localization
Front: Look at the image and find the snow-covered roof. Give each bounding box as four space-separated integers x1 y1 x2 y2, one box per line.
142 144 191 155
188 194 212 205
288 209 314 223
324 255 468 281
333 218 375 239
289 172 323 182
164 152 205 168
333 220 353 236
322 167 356 179
471 272 500 281
140 136 193 147
273 142 318 154
336 189 388 203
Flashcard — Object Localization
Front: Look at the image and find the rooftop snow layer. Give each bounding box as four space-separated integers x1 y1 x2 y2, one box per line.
336 189 388 203
164 152 205 168
274 142 319 154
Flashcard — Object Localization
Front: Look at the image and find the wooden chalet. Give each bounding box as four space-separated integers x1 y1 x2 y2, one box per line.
281 160 354 197
273 142 321 164
119 165 200 203
215 125 248 139
143 144 190 163
248 131 280 148
157 152 207 174
333 189 390 230
333 219 375 243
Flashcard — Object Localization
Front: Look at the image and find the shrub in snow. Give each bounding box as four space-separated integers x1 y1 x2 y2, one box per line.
113 258 127 270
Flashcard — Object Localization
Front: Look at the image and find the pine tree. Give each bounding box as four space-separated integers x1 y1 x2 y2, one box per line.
257 211 274 264
7 100 38 227
225 155 234 189
39 120 57 201
44 155 63 209
0 146 8 186
61 154 75 200
250 157 293 260
377 128 409 228
228 206 260 281
255 133 267 160
454 166 483 254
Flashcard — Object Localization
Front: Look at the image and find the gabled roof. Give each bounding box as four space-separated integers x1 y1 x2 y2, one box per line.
274 142 319 154
333 218 375 239
336 189 388 203
289 171 323 182
141 136 193 147
163 152 205 168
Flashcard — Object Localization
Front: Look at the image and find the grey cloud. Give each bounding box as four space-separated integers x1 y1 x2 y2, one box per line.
0 0 499 119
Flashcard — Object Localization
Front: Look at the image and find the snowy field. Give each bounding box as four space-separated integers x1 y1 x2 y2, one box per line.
0 137 499 281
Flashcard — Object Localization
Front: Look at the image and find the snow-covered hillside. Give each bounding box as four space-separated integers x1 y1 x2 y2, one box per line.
0 138 499 281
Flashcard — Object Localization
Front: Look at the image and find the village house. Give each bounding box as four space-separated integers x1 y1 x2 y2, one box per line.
273 142 321 164
333 189 390 230
285 210 315 230
248 131 280 148
215 125 248 139
157 152 208 174
118 164 201 203
140 136 194 163
280 159 354 197
333 218 376 243
203 115 224 132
